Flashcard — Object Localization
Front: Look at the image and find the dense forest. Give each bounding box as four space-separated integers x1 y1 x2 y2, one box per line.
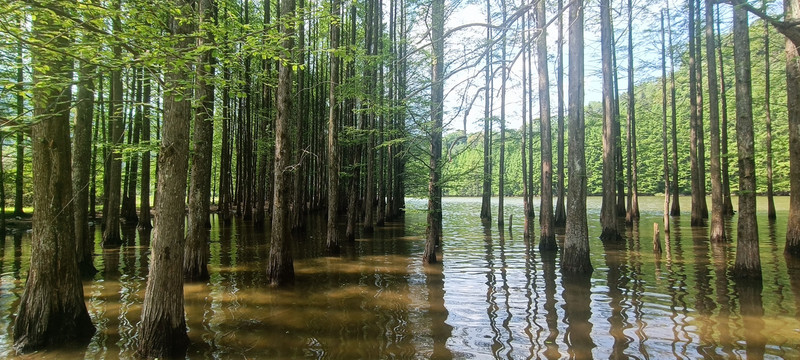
0 0 799 356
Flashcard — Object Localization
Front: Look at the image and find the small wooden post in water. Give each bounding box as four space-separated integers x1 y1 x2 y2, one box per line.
653 223 662 253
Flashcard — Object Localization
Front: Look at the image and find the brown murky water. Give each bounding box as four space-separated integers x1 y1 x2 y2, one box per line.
1 196 799 359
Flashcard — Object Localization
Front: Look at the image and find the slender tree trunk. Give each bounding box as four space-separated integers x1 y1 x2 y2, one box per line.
13 13 95 351
121 69 141 224
732 5 761 281
103 0 124 247
74 56 98 276
625 0 639 224
14 30 25 217
688 0 704 227
717 5 734 216
784 0 800 257
600 0 619 241
91 74 103 221
668 8 681 216
345 3 359 242
562 0 592 274
696 0 708 220
497 0 508 228
764 5 776 220
267 0 296 285
138 73 152 229
521 13 530 239
185 0 215 282
480 0 492 224
705 0 726 243
327 0 342 253
661 10 670 233
219 61 232 223
424 0 444 264
554 0 567 227
137 2 193 356
536 0 555 251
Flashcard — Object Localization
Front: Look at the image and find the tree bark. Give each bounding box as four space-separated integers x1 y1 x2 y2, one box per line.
536 0 555 251
424 0 444 265
74 57 98 276
137 2 194 357
705 0 726 243
661 10 670 233
600 0 619 241
14 29 25 217
185 0 215 282
732 5 761 281
14 12 95 351
497 0 507 228
562 0 592 274
267 0 297 285
785 0 800 257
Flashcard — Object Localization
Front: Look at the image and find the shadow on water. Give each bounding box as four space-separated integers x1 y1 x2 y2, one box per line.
1 197 800 358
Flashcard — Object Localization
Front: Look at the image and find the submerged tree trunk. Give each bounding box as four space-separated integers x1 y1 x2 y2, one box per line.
688 0 704 227
717 5 734 216
599 0 619 241
536 0 555 251
764 8 776 220
661 10 670 233
326 0 342 253
185 0 215 282
625 0 639 224
497 0 507 228
267 0 297 284
138 73 152 229
554 0 567 228
705 0 726 243
74 57 98 277
668 8 681 216
14 14 96 352
480 0 492 224
785 0 800 257
562 0 591 274
424 0 444 264
732 6 761 281
137 2 193 357
103 1 124 248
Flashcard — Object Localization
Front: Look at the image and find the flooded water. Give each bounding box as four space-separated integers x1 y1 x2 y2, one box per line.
1 196 799 359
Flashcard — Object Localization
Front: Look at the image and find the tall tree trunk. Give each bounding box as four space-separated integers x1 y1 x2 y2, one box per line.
497 0 507 228
536 0 555 251
327 0 342 253
625 0 639 224
13 12 95 351
121 69 141 224
14 29 25 217
521 12 530 239
600 0 619 241
688 0 704 227
480 0 492 224
267 0 297 285
705 0 726 243
363 0 377 234
668 8 681 216
732 5 761 281
74 56 98 276
137 1 193 356
554 0 566 227
138 73 152 229
345 3 359 242
185 0 215 282
695 0 708 220
562 0 591 274
784 0 800 257
661 10 670 233
103 0 124 247
219 60 232 223
717 5 734 216
424 0 444 264
91 74 103 221
764 4 776 220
